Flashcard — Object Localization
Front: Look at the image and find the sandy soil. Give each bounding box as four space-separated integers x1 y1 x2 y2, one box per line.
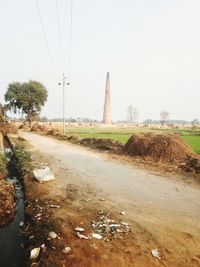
21 132 200 267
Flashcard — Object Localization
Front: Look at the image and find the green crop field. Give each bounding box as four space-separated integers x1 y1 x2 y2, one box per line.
64 127 200 154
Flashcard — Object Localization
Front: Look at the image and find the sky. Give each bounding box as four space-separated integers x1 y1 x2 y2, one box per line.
0 0 200 122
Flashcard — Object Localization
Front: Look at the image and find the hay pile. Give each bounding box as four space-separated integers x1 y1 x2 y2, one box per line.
0 122 18 136
18 123 32 131
125 133 194 163
46 129 60 136
31 123 50 133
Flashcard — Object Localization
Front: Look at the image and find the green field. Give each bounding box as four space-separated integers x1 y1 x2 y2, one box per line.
64 127 200 154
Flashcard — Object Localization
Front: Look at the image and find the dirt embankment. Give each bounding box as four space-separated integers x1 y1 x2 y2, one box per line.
0 156 15 227
0 122 18 227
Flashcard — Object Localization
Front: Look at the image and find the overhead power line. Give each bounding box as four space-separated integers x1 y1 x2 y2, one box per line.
35 0 56 76
67 0 74 80
56 0 64 73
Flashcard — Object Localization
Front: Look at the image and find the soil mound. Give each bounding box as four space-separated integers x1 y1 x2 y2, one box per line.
125 133 194 163
0 122 18 136
31 123 49 133
18 123 32 131
79 138 123 151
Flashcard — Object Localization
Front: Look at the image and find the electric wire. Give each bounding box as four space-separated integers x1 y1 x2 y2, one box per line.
35 0 56 76
67 0 74 81
56 0 64 73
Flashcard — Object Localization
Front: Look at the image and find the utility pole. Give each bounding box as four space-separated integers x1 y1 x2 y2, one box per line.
62 73 66 135
59 74 69 135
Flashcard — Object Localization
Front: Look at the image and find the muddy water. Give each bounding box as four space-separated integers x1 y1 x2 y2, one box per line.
0 140 26 267
0 177 26 267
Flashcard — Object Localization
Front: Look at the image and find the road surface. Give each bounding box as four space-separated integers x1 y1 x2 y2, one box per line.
22 132 200 266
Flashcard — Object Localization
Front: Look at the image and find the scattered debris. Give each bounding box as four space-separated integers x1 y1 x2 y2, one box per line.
49 204 61 208
30 247 40 260
41 244 47 251
76 232 90 240
48 231 59 239
120 211 125 215
91 211 130 240
75 227 85 232
19 221 24 227
33 167 55 182
62 247 72 254
91 233 103 240
151 248 161 260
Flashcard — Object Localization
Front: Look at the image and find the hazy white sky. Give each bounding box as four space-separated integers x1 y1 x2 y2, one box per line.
0 0 200 122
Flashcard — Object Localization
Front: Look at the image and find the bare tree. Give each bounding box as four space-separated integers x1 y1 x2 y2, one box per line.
191 118 199 129
127 106 138 124
160 111 170 126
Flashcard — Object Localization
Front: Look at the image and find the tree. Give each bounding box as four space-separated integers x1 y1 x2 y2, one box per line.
4 80 48 122
191 118 199 129
160 111 170 126
127 106 138 124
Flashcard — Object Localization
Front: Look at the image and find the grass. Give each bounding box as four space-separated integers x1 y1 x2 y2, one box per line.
63 127 200 154
181 136 200 154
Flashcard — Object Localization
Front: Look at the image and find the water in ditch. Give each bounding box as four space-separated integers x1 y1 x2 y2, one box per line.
0 146 26 267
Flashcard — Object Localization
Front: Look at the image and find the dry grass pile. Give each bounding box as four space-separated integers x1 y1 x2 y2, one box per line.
46 129 60 136
125 133 194 163
18 123 32 131
31 123 50 133
79 138 123 151
0 122 18 136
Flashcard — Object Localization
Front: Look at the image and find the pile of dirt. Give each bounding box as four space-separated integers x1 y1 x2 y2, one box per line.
31 123 50 133
79 138 124 151
0 122 18 136
124 133 195 164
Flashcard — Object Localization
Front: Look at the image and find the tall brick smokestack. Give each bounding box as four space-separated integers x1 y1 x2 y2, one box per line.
103 72 111 124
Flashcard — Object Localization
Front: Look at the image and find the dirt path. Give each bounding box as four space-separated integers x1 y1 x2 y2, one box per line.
22 132 200 266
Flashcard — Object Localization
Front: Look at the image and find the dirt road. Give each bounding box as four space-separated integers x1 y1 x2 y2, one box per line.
22 132 200 266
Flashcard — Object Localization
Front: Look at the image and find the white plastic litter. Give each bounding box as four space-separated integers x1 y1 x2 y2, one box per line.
91 233 103 240
75 227 85 232
19 221 24 227
62 247 72 254
76 232 89 240
33 167 55 182
30 247 40 259
151 249 161 260
48 231 59 239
